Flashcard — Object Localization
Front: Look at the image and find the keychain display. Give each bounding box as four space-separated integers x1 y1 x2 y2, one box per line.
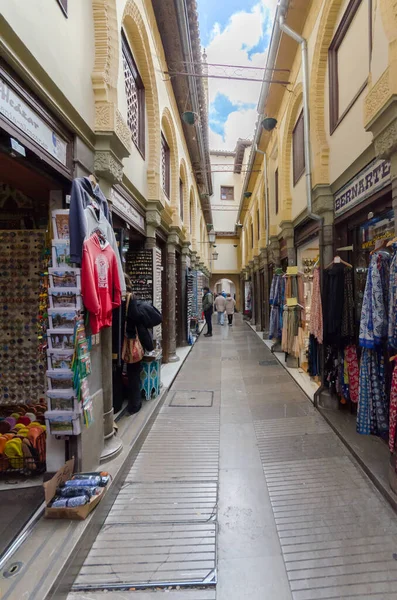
126 248 153 302
0 230 48 406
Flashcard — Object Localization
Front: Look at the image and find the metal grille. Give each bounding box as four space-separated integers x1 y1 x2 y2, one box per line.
123 48 139 148
161 134 170 196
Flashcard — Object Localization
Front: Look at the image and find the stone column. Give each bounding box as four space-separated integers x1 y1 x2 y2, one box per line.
312 185 335 268
248 260 255 324
145 201 163 250
180 242 191 346
93 156 125 462
280 221 295 266
260 247 270 335
254 256 262 331
166 232 180 363
269 235 281 267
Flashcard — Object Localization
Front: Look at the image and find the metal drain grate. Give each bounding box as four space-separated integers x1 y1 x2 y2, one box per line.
169 390 214 407
73 522 217 590
221 356 239 361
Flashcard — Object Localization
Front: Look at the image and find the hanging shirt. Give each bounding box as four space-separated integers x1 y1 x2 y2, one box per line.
84 205 126 295
81 234 122 334
69 177 112 264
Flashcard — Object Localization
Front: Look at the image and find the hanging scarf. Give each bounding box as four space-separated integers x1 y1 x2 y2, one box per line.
357 347 388 436
359 251 390 348
389 358 397 452
388 245 397 350
341 268 355 341
309 267 323 344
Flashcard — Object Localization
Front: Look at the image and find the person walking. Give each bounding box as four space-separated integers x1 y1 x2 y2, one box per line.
214 293 226 326
225 293 236 326
202 286 213 337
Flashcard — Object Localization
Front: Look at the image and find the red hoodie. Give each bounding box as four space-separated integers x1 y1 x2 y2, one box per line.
81 234 121 334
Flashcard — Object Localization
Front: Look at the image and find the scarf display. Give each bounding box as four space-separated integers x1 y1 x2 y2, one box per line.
359 251 390 348
357 251 391 437
309 267 323 344
269 274 285 340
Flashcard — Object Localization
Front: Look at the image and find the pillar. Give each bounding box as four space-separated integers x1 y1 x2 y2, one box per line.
254 256 262 331
312 185 335 268
260 247 270 335
145 201 163 250
166 232 180 362
180 242 191 346
93 156 125 462
280 222 295 266
249 260 255 324
269 235 281 267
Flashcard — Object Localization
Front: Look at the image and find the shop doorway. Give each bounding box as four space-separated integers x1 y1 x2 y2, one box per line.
0 143 69 560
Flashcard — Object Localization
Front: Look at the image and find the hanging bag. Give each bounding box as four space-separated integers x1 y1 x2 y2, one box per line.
121 294 144 364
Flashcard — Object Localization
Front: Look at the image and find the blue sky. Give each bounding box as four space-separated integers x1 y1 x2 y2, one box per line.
197 0 264 46
196 0 276 149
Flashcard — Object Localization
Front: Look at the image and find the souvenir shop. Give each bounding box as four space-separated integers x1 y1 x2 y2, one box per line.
0 63 74 557
268 225 321 380
319 159 396 461
295 220 320 382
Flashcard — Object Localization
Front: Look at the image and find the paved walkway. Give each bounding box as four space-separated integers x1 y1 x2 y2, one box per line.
69 315 397 600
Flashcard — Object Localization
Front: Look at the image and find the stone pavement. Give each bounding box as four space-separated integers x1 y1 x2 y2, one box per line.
69 315 397 600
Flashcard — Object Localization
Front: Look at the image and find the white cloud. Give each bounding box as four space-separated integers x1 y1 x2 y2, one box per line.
209 107 259 150
205 0 276 150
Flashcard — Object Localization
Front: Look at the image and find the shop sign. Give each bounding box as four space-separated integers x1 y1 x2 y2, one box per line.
0 76 67 166
334 159 391 217
111 188 145 231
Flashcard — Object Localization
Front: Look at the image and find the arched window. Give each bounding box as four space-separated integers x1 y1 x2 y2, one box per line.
122 30 145 156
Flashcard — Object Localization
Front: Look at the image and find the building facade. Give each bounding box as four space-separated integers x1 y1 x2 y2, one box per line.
239 0 397 494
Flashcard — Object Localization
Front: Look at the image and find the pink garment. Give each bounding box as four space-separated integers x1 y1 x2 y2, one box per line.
309 267 323 344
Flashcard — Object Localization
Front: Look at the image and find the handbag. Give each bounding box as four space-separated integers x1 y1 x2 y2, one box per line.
121 294 144 364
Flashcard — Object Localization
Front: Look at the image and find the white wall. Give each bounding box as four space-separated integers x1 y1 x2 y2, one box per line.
1 0 96 129
210 153 242 233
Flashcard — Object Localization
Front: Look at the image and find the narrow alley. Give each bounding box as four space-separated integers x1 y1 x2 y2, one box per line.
67 317 397 600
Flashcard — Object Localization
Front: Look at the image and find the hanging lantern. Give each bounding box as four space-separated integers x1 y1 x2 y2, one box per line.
212 251 219 260
182 111 198 125
261 117 277 131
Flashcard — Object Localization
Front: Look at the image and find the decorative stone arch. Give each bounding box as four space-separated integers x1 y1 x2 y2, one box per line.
209 273 241 311
161 107 179 209
310 0 345 187
280 82 303 218
179 158 189 224
123 0 161 198
92 0 119 104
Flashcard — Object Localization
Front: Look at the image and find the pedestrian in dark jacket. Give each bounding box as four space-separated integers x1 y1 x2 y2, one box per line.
202 286 213 337
123 276 162 414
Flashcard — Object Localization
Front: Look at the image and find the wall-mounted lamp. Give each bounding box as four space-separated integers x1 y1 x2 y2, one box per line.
212 251 219 260
233 244 238 248
261 117 277 131
208 230 216 244
244 191 252 199
182 111 199 125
